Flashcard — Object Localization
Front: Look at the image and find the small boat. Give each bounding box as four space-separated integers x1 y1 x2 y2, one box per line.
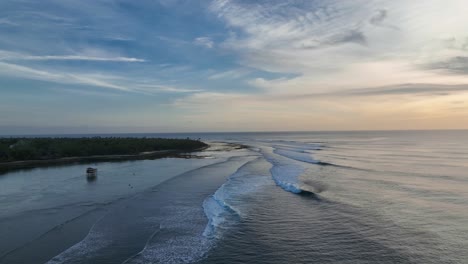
86 167 97 179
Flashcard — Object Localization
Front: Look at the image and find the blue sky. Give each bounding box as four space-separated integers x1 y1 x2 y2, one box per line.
1 0 468 134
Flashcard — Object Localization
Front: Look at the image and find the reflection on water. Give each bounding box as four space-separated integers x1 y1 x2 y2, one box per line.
1 132 468 264
0 143 244 264
86 176 97 183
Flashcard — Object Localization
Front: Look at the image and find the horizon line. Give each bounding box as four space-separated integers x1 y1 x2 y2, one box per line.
1 128 467 137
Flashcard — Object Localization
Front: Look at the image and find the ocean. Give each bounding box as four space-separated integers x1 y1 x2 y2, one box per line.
0 130 467 263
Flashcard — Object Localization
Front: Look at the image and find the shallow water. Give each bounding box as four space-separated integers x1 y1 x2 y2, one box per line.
0 143 251 263
1 131 468 263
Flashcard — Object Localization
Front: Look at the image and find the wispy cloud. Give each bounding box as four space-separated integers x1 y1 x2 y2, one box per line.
283 83 468 99
135 84 203 93
194 37 214 48
425 56 468 75
0 61 132 91
368 9 399 30
301 30 367 49
17 55 145 62
210 0 468 88
172 81 468 131
369 9 388 25
338 83 468 97
0 61 199 95
208 68 251 80
185 83 468 103
0 18 18 26
0 50 145 62
2 0 468 131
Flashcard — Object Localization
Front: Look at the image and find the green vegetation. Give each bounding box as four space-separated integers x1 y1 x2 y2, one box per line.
0 137 207 162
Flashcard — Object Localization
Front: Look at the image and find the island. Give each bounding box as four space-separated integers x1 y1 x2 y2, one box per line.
0 137 208 170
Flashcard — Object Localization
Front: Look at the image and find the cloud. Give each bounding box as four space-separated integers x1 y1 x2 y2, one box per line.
171 81 468 131
135 84 203 93
0 61 199 95
300 30 367 49
194 37 214 48
326 30 367 46
2 0 468 131
369 9 387 25
0 50 145 62
207 0 382 76
210 0 468 83
246 83 468 101
369 9 399 30
18 55 145 62
208 68 251 80
0 18 18 26
332 83 468 97
426 56 468 75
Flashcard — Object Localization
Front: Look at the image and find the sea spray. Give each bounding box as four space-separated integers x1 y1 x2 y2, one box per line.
259 146 305 193
202 157 271 237
202 196 227 237
258 143 326 194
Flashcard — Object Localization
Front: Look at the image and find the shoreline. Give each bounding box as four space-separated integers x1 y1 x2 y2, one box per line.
0 146 209 172
0 145 251 264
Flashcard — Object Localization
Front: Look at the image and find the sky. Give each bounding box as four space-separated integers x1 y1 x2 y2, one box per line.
1 0 468 134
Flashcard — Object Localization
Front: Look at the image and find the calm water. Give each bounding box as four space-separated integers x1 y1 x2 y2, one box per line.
0 131 467 263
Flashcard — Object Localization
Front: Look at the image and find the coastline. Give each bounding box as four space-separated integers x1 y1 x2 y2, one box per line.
0 146 209 172
0 142 244 264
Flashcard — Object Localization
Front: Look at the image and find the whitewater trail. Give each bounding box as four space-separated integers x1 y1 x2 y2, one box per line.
253 141 324 194
45 141 328 264
203 156 272 238
117 155 258 264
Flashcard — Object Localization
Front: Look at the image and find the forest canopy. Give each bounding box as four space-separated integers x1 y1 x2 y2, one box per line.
0 137 207 162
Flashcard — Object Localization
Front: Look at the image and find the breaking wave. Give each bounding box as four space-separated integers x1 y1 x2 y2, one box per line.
258 143 326 194
203 157 270 237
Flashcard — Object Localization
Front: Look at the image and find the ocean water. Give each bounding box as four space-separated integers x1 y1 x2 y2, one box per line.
1 131 467 263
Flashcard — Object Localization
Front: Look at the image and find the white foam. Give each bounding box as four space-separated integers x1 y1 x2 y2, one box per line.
125 157 267 264
202 196 226 237
203 157 271 237
270 164 304 193
258 146 308 194
46 231 111 264
124 235 212 264
124 201 215 264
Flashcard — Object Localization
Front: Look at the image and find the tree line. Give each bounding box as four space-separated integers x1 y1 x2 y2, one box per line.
0 137 207 162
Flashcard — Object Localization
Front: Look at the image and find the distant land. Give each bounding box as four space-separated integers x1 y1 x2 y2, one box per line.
0 137 207 170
